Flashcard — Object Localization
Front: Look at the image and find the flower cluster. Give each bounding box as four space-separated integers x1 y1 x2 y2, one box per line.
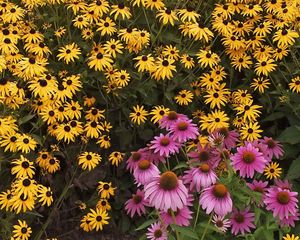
126 111 299 239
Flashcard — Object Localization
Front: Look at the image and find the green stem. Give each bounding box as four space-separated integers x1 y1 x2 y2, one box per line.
193 203 201 229
170 210 181 240
200 214 212 240
152 24 163 47
34 166 79 240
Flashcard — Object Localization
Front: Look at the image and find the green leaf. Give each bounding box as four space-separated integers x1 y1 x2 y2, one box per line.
135 219 156 231
277 126 300 144
262 112 284 122
18 114 35 125
172 162 188 171
286 157 300 180
170 225 199 239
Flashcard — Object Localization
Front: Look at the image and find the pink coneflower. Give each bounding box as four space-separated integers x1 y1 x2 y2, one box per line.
144 171 188 211
159 111 188 130
231 143 267 178
125 189 148 218
251 140 271 163
216 127 239 149
274 179 292 190
261 137 284 159
199 183 233 216
279 212 300 228
230 208 256 235
149 134 181 157
133 159 160 186
188 144 215 166
160 206 193 226
212 215 231 233
169 119 199 143
247 180 268 205
264 187 298 220
191 163 218 191
208 132 224 148
211 148 230 168
182 168 194 191
146 222 168 240
127 149 148 173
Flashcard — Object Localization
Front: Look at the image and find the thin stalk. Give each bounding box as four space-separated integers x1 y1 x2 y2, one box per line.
34 166 79 240
170 210 181 240
200 214 212 240
193 203 201 229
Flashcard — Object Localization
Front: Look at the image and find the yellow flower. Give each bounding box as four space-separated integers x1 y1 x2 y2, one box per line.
57 43 81 64
129 105 148 125
240 122 262 141
150 105 170 124
289 76 300 93
98 182 116 199
109 151 125 166
12 220 32 240
264 162 282 180
174 90 194 105
283 234 300 240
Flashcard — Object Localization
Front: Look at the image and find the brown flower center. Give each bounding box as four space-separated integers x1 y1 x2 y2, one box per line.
132 194 142 204
132 152 141 161
138 159 151 170
159 171 178 191
177 121 188 131
242 151 255 164
199 163 210 173
234 213 245 223
160 137 170 146
167 111 178 120
276 191 290 204
213 183 228 198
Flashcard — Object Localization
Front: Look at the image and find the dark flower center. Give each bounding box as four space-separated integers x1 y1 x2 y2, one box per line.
21 161 30 169
138 159 151 170
22 179 31 187
177 121 188 131
213 183 228 198
160 137 170 146
198 150 209 162
277 191 290 204
132 194 142 204
242 151 255 164
159 171 178 190
21 227 28 234
199 163 210 173
167 111 178 120
132 152 141 161
234 213 245 223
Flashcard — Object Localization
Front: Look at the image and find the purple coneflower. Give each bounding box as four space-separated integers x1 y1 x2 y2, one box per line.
212 215 230 233
188 144 215 166
159 111 188 130
125 189 148 218
146 222 168 240
144 171 188 212
127 149 148 173
264 187 298 220
247 180 268 206
208 132 225 148
230 207 256 235
160 206 193 226
199 183 232 216
279 212 300 228
251 140 271 163
191 163 218 191
261 137 283 159
216 127 239 149
274 179 292 190
169 119 199 143
149 133 181 157
231 143 267 178
133 159 160 186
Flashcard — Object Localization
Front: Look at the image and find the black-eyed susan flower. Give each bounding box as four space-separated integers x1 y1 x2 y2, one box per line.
273 28 299 47
134 54 156 72
144 0 165 10
110 3 131 20
0 190 12 211
103 39 123 58
174 90 193 105
289 76 300 93
87 52 113 71
108 151 124 166
254 57 277 76
235 100 262 122
84 121 103 139
264 162 282 180
96 17 117 36
96 199 111 211
86 208 110 231
151 58 176 81
204 83 230 109
10 193 35 213
251 77 270 93
11 156 35 178
54 26 66 37
37 185 53 206
240 122 262 141
97 135 111 149
12 220 32 240
177 7 200 23
150 105 169 124
45 157 60 174
129 105 148 125
180 54 195 69
197 50 220 68
78 152 101 171
57 43 81 64
156 8 178 26
200 110 229 133
98 181 116 199
116 70 131 87
16 134 37 153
